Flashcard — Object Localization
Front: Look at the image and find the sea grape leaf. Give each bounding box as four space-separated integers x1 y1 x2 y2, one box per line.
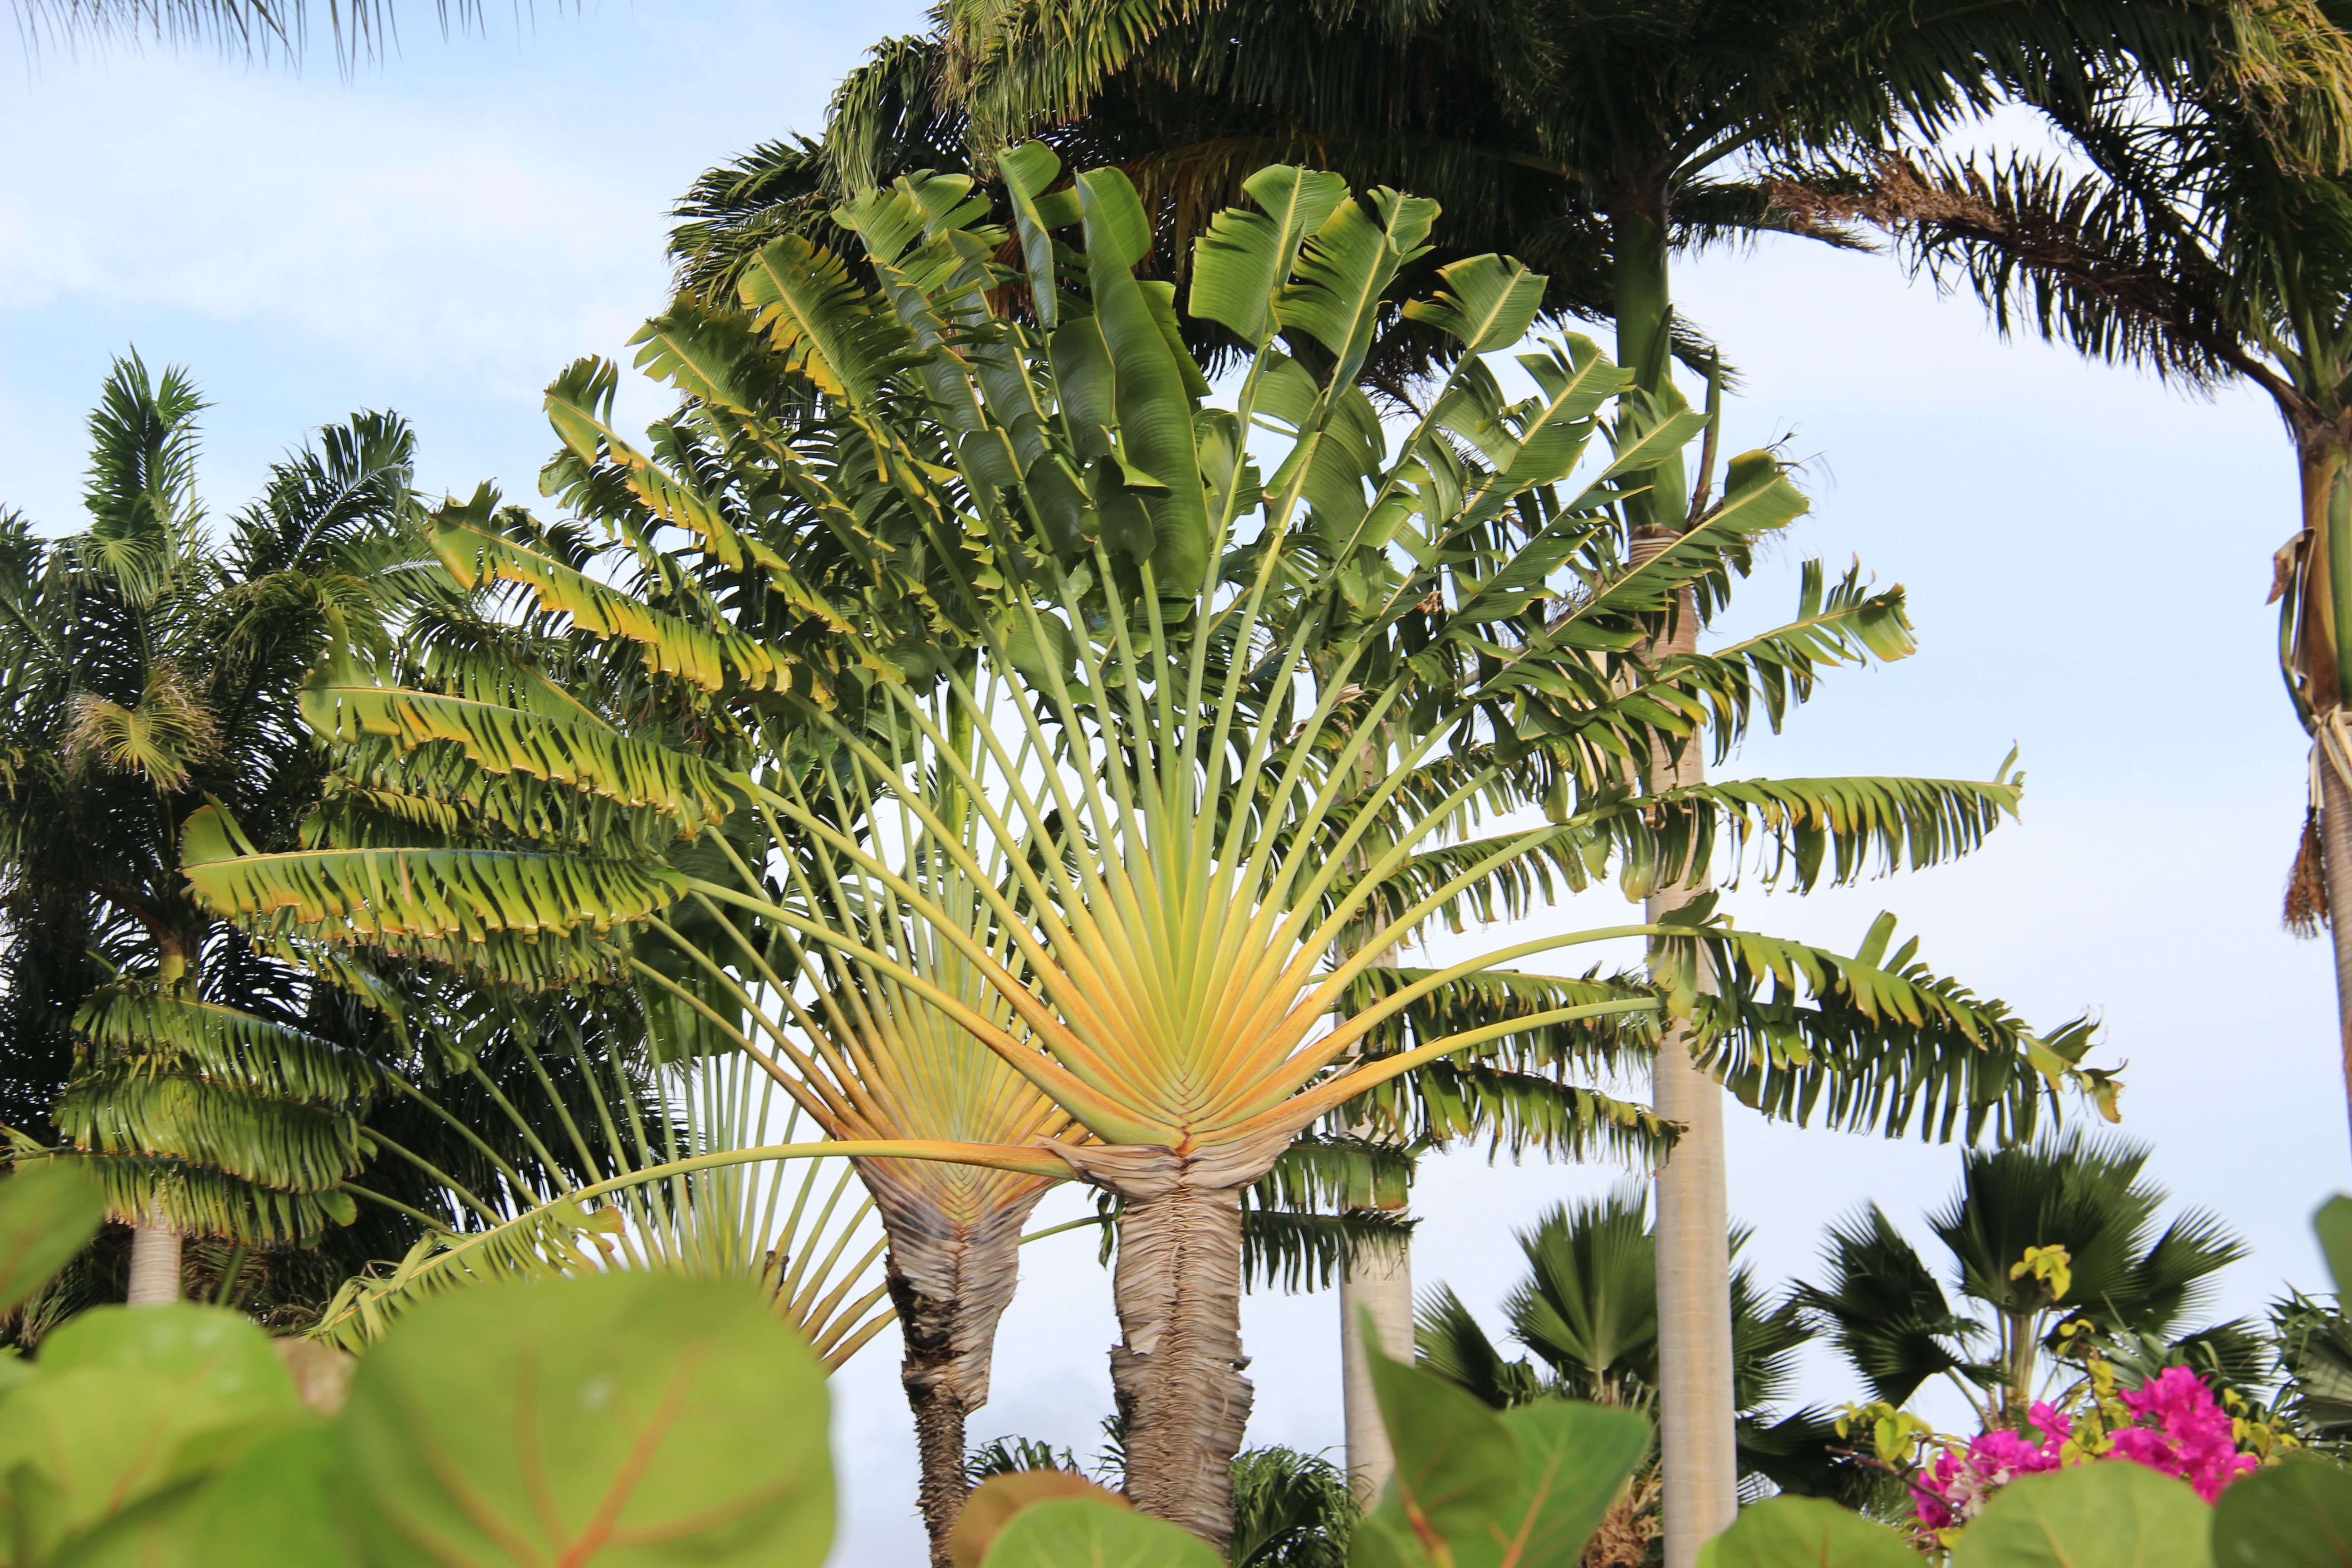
40 1305 299 1418
981 1496 1221 1568
0 1165 105 1315
342 1273 833 1567
1697 1495 1919 1568
1951 1462 2212 1568
188 1417 360 1568
2211 1454 2352 1568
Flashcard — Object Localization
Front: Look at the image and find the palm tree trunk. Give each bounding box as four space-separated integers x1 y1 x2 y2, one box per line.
1341 949 1412 1506
1340 1224 1413 1504
1632 533 1738 1568
861 1166 1046 1568
1050 1133 1290 1548
2300 425 2352 1156
2321 750 2352 1153
126 1220 181 1305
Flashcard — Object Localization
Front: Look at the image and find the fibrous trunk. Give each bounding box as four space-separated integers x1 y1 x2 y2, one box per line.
1051 1135 1288 1548
859 1163 1046 1568
126 1220 181 1305
1634 542 1737 1568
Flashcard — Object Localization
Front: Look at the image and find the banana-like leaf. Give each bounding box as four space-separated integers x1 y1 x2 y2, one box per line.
301 675 736 833
736 233 906 404
1188 163 1350 347
182 804 685 947
431 510 793 693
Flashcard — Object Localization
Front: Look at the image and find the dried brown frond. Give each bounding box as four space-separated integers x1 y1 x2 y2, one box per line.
2288 804 2331 936
61 662 221 793
1579 1470 1661 1568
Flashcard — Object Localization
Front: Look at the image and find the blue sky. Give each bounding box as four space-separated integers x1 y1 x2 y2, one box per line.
1 7 2337 1564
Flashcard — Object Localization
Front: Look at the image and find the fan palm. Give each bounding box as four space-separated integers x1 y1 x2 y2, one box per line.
1799 1128 2248 1427
310 994 894 1370
0 357 447 1300
681 10 2223 1554
1767 7 2352 1154
181 155 2102 1544
1414 1190 1830 1491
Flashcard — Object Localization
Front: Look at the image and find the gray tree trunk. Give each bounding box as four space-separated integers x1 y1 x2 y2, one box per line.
1340 948 1413 1504
1340 1229 1414 1504
1635 543 1738 1568
126 1220 181 1306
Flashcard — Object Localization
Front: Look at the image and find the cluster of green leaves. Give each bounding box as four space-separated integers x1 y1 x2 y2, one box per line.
4 1156 2349 1568
0 1162 841 1568
0 356 471 1255
184 148 2107 1183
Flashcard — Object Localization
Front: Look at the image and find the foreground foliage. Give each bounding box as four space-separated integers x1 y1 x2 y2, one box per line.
0 1162 2347 1567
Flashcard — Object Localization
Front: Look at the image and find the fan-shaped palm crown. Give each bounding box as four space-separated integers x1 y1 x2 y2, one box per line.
183 154 2105 1543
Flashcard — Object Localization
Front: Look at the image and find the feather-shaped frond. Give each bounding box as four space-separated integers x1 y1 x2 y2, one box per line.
181 802 683 949
1237 1205 1414 1294
1691 916 2112 1143
300 673 737 834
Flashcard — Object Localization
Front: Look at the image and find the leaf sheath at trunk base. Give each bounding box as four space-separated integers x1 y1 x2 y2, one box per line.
862 1161 1048 1568
1050 1135 1291 1548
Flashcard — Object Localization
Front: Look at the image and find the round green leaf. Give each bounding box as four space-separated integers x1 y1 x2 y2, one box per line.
343 1273 833 1567
0 1165 106 1316
2213 1455 2352 1568
1953 1462 2212 1568
1365 1327 1521 1542
981 1497 1224 1568
1700 1496 1918 1568
189 1418 359 1568
40 1305 298 1418
1494 1401 1655 1568
0 1367 256 1560
48 1480 208 1568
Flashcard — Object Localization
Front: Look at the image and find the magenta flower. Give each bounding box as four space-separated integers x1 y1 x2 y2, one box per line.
2107 1367 2259 1502
1912 1404 2068 1527
1909 1368 2255 1529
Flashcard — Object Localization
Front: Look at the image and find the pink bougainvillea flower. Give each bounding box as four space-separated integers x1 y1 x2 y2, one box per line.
2109 1367 2258 1502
